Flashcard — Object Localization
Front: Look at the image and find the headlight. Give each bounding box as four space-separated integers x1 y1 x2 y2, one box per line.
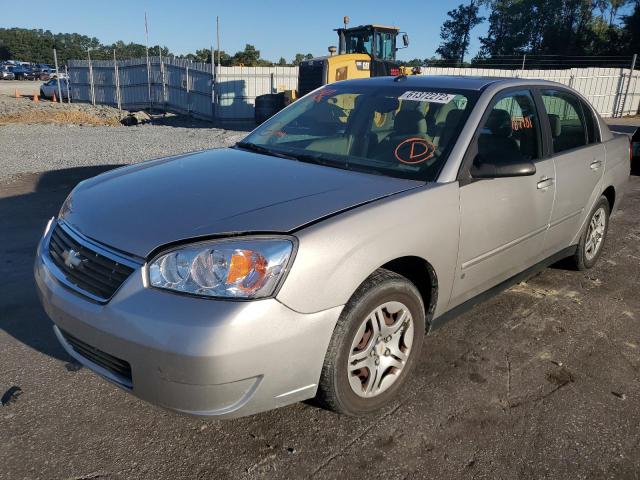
148 237 294 299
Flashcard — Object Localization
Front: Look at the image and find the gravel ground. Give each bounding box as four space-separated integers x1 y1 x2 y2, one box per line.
1 123 246 180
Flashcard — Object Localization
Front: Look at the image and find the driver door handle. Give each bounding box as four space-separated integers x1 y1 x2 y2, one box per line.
590 160 603 170
537 177 554 190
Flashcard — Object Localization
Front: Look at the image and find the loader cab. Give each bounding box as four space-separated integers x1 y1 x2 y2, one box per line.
336 25 405 77
339 25 399 61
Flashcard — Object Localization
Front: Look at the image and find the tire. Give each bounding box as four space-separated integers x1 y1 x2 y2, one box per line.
572 196 610 270
254 93 285 125
316 268 425 416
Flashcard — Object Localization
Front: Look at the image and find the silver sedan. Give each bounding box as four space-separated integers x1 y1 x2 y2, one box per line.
35 76 629 418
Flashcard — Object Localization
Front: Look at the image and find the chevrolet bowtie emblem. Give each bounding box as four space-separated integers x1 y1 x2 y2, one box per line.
62 249 84 270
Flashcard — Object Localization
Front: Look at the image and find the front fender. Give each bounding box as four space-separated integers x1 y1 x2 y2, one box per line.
277 182 461 316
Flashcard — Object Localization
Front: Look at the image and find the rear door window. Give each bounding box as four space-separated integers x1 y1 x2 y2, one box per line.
540 90 588 153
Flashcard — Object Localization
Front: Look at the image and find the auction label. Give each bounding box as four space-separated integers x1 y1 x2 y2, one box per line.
399 91 456 103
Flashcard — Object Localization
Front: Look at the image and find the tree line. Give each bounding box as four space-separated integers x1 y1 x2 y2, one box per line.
435 0 640 67
0 28 314 66
3 2 640 71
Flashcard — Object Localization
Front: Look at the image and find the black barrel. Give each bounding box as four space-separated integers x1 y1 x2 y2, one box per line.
254 93 285 124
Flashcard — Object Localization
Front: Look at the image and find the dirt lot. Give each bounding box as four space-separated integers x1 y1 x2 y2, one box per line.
1 117 640 479
0 79 42 97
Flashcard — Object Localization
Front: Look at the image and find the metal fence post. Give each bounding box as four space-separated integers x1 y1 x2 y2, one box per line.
87 50 96 106
186 65 190 114
159 50 167 114
620 53 637 117
64 65 71 103
113 50 121 114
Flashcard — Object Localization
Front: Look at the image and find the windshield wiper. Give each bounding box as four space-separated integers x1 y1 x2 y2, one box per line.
234 142 299 160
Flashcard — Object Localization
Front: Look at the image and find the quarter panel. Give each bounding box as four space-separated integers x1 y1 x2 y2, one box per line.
277 182 461 315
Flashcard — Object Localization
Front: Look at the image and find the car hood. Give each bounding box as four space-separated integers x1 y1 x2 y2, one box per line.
60 148 422 258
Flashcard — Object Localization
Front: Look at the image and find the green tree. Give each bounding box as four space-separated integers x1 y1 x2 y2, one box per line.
436 1 484 64
476 0 633 61
292 53 313 65
399 58 427 67
232 44 261 66
277 56 287 66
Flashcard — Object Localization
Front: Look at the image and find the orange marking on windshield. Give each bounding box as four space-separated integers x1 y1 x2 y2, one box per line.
312 88 338 103
394 137 436 165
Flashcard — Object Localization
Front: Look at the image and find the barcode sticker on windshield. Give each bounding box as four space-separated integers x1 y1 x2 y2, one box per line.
399 91 456 103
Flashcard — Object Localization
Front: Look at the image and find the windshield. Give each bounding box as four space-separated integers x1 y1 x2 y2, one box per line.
240 84 476 181
345 30 374 55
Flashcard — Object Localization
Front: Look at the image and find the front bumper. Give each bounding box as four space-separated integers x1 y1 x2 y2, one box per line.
34 224 342 418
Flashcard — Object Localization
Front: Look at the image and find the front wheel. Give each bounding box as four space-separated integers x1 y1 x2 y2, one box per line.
572 196 610 270
316 269 425 416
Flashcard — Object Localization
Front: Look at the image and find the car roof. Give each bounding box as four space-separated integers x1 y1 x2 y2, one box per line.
341 75 561 91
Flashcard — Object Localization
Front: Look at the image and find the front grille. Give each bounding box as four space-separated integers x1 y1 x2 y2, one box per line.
48 223 135 301
60 329 132 385
298 61 324 96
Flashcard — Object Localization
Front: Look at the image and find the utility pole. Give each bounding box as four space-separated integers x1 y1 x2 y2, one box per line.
145 11 152 110
53 48 63 102
213 16 221 120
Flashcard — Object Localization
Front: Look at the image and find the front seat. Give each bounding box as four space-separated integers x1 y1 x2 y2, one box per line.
370 110 429 162
477 109 522 164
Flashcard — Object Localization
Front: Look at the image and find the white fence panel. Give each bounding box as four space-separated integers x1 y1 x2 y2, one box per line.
69 58 638 120
420 66 639 117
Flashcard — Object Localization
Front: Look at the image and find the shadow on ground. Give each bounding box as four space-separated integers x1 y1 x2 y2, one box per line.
0 165 120 361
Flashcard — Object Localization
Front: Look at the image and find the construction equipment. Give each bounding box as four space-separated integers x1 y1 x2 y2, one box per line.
255 17 419 123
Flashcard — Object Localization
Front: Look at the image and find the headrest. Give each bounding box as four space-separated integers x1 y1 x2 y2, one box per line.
394 110 427 136
485 109 512 138
548 114 562 138
444 109 464 128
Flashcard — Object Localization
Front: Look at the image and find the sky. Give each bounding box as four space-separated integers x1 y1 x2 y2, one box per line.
0 0 490 62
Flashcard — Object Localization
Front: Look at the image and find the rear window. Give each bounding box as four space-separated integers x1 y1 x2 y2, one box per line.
540 90 589 153
242 84 478 181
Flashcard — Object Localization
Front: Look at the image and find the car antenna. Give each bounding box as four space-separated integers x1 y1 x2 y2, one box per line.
393 74 407 82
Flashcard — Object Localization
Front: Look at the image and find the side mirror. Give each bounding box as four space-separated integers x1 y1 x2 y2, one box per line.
402 33 409 47
470 155 536 178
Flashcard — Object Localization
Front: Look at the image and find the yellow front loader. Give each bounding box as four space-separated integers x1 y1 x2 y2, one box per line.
254 19 419 123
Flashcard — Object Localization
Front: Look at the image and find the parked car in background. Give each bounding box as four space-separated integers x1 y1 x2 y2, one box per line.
35 76 629 419
32 65 52 81
40 78 70 100
10 65 36 80
0 68 15 80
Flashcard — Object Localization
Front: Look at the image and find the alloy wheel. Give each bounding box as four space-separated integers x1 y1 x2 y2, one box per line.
585 206 606 261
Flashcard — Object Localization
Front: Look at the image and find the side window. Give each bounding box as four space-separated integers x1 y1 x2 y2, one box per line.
475 89 541 166
540 90 588 153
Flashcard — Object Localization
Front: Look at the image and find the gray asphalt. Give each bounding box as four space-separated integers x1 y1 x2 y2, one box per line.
2 131 640 479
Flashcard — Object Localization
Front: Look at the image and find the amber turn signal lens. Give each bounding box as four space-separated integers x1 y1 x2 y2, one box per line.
227 250 267 285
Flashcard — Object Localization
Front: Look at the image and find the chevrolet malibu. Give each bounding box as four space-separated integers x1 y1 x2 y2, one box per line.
35 76 629 418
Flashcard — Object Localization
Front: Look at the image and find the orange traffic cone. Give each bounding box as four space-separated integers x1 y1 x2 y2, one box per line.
52 92 57 103
14 89 20 98
33 93 39 102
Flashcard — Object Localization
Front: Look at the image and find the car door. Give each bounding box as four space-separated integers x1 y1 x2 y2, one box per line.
537 89 605 254
44 79 56 98
449 88 555 308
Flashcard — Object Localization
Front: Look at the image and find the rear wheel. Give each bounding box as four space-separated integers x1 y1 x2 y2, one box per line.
572 196 610 270
316 269 425 415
